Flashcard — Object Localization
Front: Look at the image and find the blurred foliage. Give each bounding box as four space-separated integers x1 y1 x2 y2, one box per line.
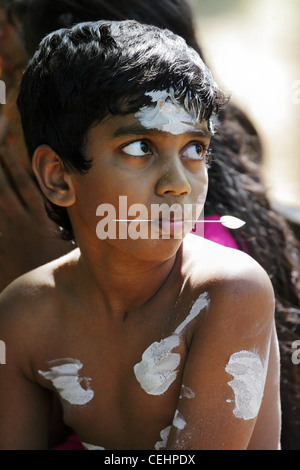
188 0 250 17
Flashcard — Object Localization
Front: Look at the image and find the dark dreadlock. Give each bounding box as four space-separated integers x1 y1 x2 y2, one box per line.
207 104 300 449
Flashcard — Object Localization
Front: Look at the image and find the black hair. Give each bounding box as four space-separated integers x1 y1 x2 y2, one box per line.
17 19 228 239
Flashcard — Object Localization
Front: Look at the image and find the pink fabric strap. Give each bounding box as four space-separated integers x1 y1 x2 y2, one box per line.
193 214 239 249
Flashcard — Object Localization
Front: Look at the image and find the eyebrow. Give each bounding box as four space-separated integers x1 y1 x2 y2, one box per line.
112 123 212 139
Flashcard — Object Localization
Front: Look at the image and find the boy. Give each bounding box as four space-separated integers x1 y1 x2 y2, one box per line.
0 20 281 450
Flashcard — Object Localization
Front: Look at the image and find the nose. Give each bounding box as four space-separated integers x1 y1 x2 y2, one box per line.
155 158 191 197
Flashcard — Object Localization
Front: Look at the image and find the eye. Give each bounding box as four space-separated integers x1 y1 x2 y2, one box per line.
122 140 152 157
182 143 206 161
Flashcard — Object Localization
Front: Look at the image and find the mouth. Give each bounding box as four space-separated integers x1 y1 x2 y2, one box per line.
160 219 185 232
155 214 193 238
153 204 199 236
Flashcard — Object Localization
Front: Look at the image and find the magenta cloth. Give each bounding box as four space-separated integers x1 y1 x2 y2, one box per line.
52 433 83 450
193 214 239 249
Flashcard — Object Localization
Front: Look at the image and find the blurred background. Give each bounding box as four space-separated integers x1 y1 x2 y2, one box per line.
188 0 300 225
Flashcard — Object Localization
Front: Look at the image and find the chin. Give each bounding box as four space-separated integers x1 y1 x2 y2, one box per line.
126 237 183 263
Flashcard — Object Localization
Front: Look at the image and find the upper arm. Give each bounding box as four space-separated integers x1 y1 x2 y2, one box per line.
0 288 52 449
0 359 52 449
166 259 276 450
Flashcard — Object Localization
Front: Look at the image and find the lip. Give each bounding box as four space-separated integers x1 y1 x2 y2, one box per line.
155 218 189 237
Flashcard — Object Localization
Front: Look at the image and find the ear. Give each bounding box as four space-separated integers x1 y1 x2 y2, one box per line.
32 145 76 207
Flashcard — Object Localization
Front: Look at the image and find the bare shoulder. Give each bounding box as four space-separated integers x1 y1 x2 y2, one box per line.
0 249 79 372
181 235 276 374
0 248 79 313
183 233 274 314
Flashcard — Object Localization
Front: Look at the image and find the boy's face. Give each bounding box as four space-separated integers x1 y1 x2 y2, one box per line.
70 111 210 261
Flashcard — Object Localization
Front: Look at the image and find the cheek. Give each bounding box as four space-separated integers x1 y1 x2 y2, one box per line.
72 172 151 236
71 175 108 234
189 169 208 222
192 167 208 201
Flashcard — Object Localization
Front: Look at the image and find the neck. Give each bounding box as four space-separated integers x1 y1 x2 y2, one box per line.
75 242 181 316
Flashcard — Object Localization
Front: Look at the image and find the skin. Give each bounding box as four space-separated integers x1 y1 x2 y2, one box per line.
0 114 281 450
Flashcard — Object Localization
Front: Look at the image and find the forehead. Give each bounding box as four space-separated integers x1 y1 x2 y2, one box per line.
89 87 212 141
88 112 211 142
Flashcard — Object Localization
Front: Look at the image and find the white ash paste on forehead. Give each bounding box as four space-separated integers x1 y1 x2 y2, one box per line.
38 358 94 405
134 292 209 395
225 350 266 420
135 89 198 135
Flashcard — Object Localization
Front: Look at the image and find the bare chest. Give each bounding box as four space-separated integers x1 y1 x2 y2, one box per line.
39 332 188 449
35 281 210 449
